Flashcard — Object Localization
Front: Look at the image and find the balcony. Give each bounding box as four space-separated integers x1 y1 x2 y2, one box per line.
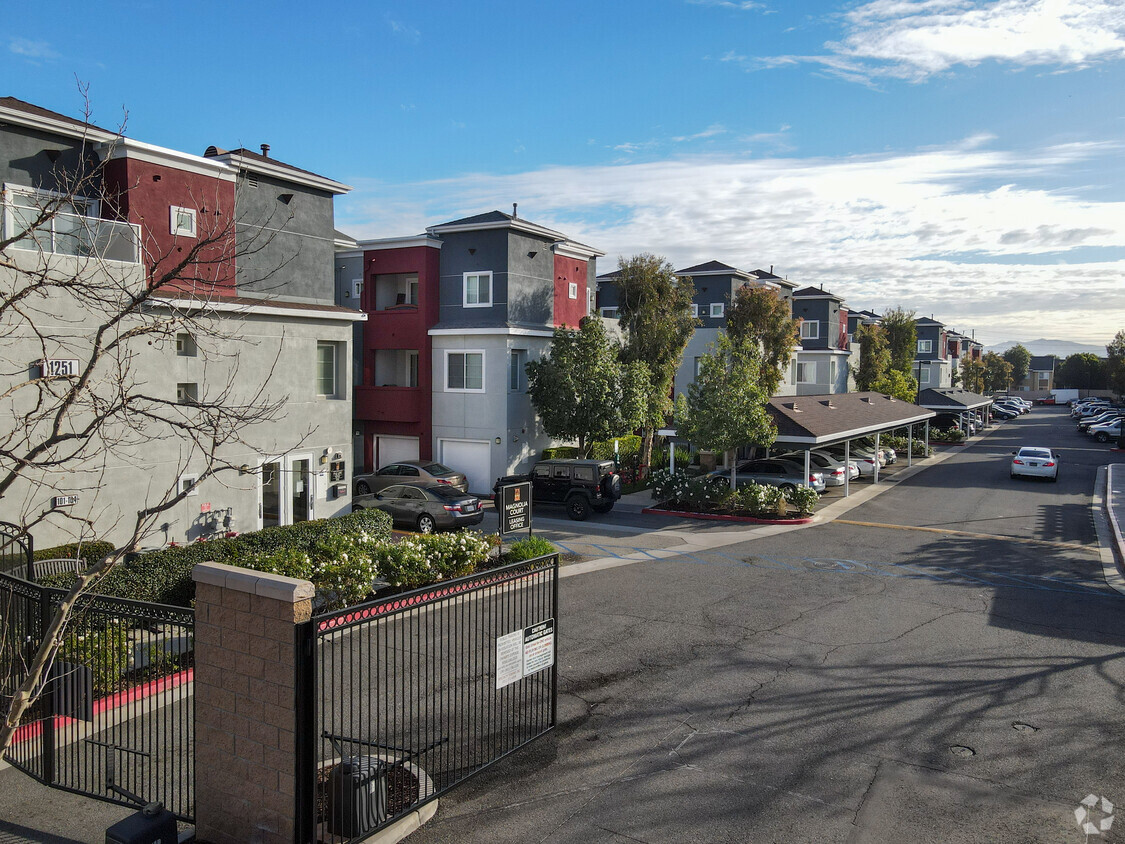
356 385 424 424
3 201 140 264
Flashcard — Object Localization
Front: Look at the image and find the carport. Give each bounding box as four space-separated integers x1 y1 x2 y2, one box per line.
916 388 994 438
765 392 937 496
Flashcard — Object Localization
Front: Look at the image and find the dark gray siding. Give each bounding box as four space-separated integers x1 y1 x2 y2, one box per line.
793 298 832 350
436 228 509 327
506 231 554 327
0 124 100 196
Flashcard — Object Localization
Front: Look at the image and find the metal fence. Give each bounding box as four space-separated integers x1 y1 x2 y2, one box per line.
0 569 195 821
297 555 559 844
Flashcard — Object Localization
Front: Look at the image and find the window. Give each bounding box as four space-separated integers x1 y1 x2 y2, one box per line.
407 351 419 388
317 342 339 398
795 362 815 384
830 359 838 382
574 467 595 482
5 184 95 257
800 320 819 340
917 339 932 353
919 367 931 385
408 277 419 305
176 333 197 357
446 351 484 392
177 382 198 404
552 466 571 479
349 279 363 301
710 302 724 318
694 356 703 378
170 206 197 238
534 465 551 478
568 282 578 300
690 304 699 318
463 272 492 307
600 307 619 318
179 474 199 497
510 349 527 391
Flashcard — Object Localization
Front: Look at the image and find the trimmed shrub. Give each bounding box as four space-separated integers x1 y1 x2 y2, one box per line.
589 435 641 461
653 469 819 518
879 435 931 457
542 446 581 460
59 622 130 696
930 427 966 443
35 541 115 566
651 469 730 508
505 536 556 562
783 485 819 515
374 531 494 590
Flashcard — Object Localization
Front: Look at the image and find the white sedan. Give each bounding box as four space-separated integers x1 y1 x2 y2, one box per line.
1010 446 1059 482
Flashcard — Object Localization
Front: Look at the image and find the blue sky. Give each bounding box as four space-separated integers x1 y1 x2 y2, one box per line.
5 0 1124 345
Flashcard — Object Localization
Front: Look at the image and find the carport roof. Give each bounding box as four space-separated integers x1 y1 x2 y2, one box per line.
768 392 936 447
916 388 994 411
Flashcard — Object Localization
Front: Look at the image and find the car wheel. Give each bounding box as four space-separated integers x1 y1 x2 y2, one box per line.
1010 472 1017 479
356 480 371 495
1096 432 1110 443
351 503 364 514
780 483 796 494
566 495 590 521
417 514 436 534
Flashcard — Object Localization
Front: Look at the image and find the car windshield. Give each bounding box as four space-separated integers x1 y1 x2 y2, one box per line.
422 462 453 475
1019 449 1051 459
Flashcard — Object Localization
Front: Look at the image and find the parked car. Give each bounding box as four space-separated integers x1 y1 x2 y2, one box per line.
1077 411 1123 432
1073 401 1112 419
821 444 883 475
1088 419 1123 443
708 458 827 493
353 482 484 533
354 460 468 496
991 406 1018 421
933 413 975 434
1009 446 1059 482
994 401 1028 415
495 458 622 521
777 451 857 486
852 437 897 464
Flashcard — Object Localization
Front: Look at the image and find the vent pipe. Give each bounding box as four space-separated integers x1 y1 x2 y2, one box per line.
260 143 270 157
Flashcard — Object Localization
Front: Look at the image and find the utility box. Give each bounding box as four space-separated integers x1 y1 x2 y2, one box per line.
327 756 388 838
104 806 177 844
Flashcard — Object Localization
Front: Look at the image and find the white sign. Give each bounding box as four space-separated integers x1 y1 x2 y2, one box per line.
51 495 79 508
495 630 524 690
495 618 556 690
41 359 79 377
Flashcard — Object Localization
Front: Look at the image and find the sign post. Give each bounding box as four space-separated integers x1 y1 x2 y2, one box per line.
498 480 532 538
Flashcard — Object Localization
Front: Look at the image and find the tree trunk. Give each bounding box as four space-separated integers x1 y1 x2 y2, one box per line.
641 427 654 478
728 449 737 490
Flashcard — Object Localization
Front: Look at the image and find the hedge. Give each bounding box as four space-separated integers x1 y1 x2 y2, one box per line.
34 541 116 566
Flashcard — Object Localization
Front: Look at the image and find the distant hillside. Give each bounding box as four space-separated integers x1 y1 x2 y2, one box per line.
984 339 1106 358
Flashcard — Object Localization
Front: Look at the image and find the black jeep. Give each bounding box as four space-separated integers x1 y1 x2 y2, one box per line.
495 459 622 521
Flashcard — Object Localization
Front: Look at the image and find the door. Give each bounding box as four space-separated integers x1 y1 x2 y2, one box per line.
439 439 492 494
291 456 312 523
376 436 419 469
261 460 282 528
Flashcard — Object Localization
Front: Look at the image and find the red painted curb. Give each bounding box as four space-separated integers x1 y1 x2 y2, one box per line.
641 507 814 525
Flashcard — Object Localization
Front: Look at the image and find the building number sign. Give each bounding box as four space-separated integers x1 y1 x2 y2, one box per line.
41 359 80 378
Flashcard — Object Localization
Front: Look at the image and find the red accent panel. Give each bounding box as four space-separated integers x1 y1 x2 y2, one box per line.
103 159 236 295
553 254 588 328
838 308 849 350
356 386 424 423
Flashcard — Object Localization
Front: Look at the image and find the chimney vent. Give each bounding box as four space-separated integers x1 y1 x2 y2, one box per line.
260 143 270 157
512 202 518 218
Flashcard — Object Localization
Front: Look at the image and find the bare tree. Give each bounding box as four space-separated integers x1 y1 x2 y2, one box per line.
0 95 310 753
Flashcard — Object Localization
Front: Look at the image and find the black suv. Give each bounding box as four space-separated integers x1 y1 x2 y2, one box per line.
495 459 622 520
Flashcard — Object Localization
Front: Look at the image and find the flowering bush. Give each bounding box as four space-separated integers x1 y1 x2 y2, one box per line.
930 427 966 443
782 485 819 515
242 528 383 610
879 435 931 457
653 468 818 518
374 531 495 589
651 469 729 507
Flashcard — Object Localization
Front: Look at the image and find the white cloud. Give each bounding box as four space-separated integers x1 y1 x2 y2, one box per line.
386 16 421 43
672 124 728 143
8 37 59 61
758 0 1125 82
337 136 1125 344
688 0 766 9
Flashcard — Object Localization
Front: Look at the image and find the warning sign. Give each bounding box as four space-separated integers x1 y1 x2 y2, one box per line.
495 617 555 689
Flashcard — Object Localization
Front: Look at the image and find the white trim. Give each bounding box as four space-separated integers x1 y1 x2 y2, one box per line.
100 138 237 181
918 339 933 353
334 233 358 250
287 452 316 523
170 205 197 238
794 361 816 384
690 304 699 318
792 292 842 302
677 268 753 281
428 217 564 239
148 297 368 322
795 348 850 357
800 320 819 340
178 473 200 497
553 241 604 260
428 326 553 338
709 302 725 318
211 152 351 195
600 307 619 319
0 103 118 143
463 271 493 308
316 341 341 399
568 282 578 300
445 349 486 393
357 234 443 251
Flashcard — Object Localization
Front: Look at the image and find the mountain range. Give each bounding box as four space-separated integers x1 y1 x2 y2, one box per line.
984 339 1106 358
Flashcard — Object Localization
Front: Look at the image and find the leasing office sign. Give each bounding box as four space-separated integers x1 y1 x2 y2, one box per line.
498 481 532 536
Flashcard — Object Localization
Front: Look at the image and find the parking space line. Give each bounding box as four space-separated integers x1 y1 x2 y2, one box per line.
833 519 1097 553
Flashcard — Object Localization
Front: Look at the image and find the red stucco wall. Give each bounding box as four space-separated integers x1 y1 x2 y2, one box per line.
553 254 588 328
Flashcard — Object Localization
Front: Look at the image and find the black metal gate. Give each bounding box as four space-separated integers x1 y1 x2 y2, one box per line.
0 520 33 579
0 560 195 821
297 555 559 843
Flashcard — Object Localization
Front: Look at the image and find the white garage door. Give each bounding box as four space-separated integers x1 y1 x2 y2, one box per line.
376 436 419 469
439 439 492 494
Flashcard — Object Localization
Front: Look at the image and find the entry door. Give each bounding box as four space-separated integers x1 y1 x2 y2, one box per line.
261 460 282 528
290 456 312 523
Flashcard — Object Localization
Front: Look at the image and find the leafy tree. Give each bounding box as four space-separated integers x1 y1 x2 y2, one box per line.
881 307 917 374
959 357 985 393
677 333 776 489
526 317 648 456
1057 353 1107 391
869 369 918 402
1002 344 1032 386
1107 331 1125 397
853 323 891 391
725 284 800 396
982 352 1014 392
613 254 698 471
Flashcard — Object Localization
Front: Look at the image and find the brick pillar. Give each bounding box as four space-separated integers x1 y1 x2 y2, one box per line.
192 562 314 844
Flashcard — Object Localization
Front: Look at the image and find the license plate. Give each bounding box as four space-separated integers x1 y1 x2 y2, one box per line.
1029 462 1039 467
463 502 476 512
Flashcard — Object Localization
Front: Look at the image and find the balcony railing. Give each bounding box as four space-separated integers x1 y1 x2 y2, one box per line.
2 203 141 264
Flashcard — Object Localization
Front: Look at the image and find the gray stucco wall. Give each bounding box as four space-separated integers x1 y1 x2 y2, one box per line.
0 124 100 196
234 172 337 304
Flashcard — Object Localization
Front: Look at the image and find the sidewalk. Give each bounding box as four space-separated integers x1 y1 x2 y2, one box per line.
1097 462 1125 595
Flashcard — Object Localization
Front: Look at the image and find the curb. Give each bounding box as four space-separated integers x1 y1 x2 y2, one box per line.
641 508 814 525
1096 464 1125 596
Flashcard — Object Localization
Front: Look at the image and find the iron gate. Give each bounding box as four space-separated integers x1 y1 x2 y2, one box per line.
0 562 195 821
297 555 559 843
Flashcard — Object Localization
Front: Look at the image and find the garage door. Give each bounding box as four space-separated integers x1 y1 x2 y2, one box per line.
376 435 419 469
439 439 492 494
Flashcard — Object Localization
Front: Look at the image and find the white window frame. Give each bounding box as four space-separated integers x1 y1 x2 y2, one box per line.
176 382 198 404
800 320 819 340
445 349 486 393
4 183 97 255
463 272 493 308
694 356 703 378
349 279 363 300
170 205 197 238
917 339 932 354
178 473 200 497
316 341 341 399
795 361 816 384
176 333 197 357
509 348 527 392
710 302 724 318
568 282 578 300
406 351 419 388
600 307 619 319
690 304 699 318
918 367 931 385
